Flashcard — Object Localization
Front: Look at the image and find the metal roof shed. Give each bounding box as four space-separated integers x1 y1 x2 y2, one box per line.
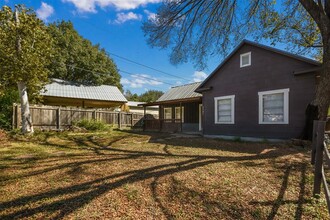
41 79 127 108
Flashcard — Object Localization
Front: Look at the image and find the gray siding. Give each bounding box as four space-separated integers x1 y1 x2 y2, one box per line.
200 44 317 139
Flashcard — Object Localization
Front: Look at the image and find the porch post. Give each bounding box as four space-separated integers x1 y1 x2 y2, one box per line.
143 106 146 131
160 105 162 132
180 102 183 132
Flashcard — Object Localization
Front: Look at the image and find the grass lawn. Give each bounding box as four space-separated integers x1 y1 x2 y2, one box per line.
0 130 328 219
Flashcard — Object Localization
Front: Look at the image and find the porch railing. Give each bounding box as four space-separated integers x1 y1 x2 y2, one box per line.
143 119 182 132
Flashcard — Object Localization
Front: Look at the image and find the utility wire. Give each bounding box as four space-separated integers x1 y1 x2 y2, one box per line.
77 19 190 81
118 69 173 86
108 52 190 81
66 64 173 86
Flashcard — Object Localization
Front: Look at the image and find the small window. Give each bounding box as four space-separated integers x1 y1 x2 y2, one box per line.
214 95 235 124
240 52 251 67
175 107 184 122
258 88 289 124
164 107 172 119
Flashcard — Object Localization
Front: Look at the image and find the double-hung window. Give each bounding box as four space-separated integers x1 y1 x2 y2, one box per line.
214 95 235 124
258 89 289 124
164 107 172 120
175 107 184 122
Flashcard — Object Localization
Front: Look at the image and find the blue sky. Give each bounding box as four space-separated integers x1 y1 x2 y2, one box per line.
1 0 221 94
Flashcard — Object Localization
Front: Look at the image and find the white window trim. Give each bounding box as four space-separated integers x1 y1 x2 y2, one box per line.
164 107 172 120
214 95 235 124
175 106 184 122
258 88 289 124
240 52 251 68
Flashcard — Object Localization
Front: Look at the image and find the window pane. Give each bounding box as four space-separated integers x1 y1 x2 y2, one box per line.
219 115 232 122
176 111 180 119
218 110 231 116
242 54 250 66
218 99 231 105
175 108 180 119
263 114 284 122
217 98 232 122
263 93 284 122
164 108 172 119
175 107 184 120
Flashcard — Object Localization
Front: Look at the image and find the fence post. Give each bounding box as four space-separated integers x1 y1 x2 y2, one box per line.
12 104 16 129
131 113 134 127
92 110 97 120
313 120 326 197
311 121 318 164
143 106 146 131
56 107 61 130
118 112 122 129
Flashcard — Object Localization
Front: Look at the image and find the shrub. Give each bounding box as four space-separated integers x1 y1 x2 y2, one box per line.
73 119 110 131
0 89 19 130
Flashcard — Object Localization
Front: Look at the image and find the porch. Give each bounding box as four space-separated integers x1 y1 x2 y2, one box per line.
140 97 203 133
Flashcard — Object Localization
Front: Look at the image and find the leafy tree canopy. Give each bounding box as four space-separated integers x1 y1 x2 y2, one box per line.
139 90 164 102
48 20 122 91
143 0 321 69
0 5 53 97
124 90 164 102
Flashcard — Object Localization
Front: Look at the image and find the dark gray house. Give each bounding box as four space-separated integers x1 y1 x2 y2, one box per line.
196 40 320 139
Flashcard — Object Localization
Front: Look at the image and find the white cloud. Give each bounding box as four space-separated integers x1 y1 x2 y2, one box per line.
192 71 208 82
36 2 54 21
62 0 162 13
113 12 142 24
144 9 156 21
121 74 162 88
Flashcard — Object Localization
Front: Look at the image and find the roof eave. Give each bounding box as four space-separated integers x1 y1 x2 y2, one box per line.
139 97 202 107
293 67 322 75
42 95 127 103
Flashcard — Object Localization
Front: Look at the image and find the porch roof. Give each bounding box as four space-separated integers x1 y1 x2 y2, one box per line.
139 96 202 107
139 82 202 107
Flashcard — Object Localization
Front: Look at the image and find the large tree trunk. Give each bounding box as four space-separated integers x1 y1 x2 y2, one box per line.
315 42 330 120
17 81 34 133
299 0 330 120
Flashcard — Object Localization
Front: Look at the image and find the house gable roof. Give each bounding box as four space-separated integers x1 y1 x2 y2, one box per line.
41 78 127 103
196 40 321 91
157 82 202 102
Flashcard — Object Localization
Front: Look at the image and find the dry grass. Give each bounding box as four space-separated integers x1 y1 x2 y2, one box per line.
0 130 328 219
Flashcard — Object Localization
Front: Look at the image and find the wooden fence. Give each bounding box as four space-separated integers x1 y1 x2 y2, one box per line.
311 120 330 215
12 104 156 130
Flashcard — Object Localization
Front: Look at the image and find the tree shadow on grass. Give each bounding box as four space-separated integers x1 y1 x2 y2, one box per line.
250 163 307 220
151 176 245 219
0 131 309 219
1 157 220 219
126 130 304 156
